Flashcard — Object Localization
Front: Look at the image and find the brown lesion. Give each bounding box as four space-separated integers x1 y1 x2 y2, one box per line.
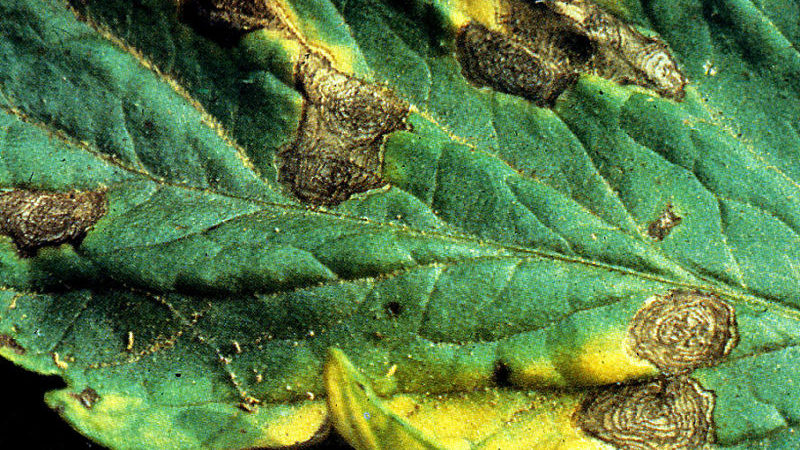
0 188 107 256
279 54 409 205
455 0 687 106
647 203 682 240
181 2 410 205
0 334 25 355
179 0 294 44
70 387 101 409
455 22 578 107
575 376 715 449
578 290 736 447
629 290 738 374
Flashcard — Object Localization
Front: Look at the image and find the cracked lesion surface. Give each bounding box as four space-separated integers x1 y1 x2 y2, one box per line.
544 0 687 98
278 54 409 205
576 376 715 449
455 22 578 107
629 290 738 374
0 189 107 255
456 0 687 106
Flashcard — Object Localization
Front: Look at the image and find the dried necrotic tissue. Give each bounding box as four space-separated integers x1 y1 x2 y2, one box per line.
0 189 107 255
456 0 687 106
182 0 409 205
183 0 685 206
576 376 715 449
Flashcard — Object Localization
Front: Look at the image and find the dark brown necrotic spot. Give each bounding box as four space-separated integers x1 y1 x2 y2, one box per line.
70 387 101 409
630 290 738 374
0 188 107 256
0 334 25 355
647 203 682 241
503 0 595 67
180 0 288 45
576 376 715 449
385 301 403 317
500 0 687 101
492 361 513 387
455 21 577 107
278 54 409 205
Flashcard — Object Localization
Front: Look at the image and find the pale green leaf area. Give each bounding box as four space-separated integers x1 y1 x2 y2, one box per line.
1 0 800 448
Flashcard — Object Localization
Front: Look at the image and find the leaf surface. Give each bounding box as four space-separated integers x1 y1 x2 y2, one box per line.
1 0 800 448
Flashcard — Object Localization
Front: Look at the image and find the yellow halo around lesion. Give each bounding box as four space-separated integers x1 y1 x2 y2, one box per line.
447 0 501 29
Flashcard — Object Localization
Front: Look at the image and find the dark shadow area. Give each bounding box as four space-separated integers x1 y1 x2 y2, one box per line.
0 358 354 449
0 357 97 449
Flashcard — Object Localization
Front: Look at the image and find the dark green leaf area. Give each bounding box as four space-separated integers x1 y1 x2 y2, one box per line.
698 347 800 447
385 106 699 284
0 109 135 190
647 0 800 182
557 81 800 302
617 94 800 304
0 291 290 449
2 260 673 405
215 260 673 397
65 0 307 183
693 298 800 447
0 0 283 201
69 181 497 294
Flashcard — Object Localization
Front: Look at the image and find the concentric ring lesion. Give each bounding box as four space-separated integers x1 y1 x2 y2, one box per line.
575 289 738 448
629 289 738 374
454 0 688 106
278 54 409 205
576 376 716 449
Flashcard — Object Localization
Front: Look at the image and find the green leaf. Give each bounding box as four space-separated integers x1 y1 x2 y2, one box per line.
2 0 800 448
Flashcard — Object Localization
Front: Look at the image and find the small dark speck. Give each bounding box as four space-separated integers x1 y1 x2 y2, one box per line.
385 301 402 317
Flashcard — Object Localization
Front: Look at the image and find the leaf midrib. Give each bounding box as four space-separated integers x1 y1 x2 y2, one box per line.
5 0 800 327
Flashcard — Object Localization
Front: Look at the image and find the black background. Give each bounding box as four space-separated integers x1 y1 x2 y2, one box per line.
0 357 352 449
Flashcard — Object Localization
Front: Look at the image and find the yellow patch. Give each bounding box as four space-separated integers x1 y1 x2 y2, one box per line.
454 0 500 28
70 393 188 447
447 9 471 29
249 401 329 448
311 42 360 74
386 394 501 443
324 349 621 449
443 0 500 29
569 330 656 384
94 392 144 411
324 349 382 449
56 392 198 449
325 349 450 449
0 348 22 364
476 395 613 449
272 0 363 74
512 358 567 387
